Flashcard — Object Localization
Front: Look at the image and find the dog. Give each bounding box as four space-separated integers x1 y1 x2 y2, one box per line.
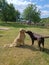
25 30 44 51
4 29 26 48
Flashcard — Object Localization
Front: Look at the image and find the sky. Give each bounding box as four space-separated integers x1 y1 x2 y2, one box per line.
6 0 49 18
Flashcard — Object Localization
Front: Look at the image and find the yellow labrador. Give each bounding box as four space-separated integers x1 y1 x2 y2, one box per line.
4 29 26 47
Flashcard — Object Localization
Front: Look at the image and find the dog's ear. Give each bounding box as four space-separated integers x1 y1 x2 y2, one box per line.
19 28 23 32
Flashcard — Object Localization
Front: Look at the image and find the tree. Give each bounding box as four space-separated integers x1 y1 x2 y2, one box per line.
0 0 6 20
5 4 17 21
16 10 20 21
6 4 20 22
0 0 9 21
0 1 2 19
23 4 41 23
0 0 20 22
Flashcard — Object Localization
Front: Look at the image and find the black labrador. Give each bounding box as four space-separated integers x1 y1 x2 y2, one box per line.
26 30 49 51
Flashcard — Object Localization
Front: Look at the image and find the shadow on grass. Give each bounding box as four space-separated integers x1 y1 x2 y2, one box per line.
16 44 49 55
16 44 39 51
42 48 49 54
0 34 3 37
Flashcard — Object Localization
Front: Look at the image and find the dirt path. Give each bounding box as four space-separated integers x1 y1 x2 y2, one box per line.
0 27 10 30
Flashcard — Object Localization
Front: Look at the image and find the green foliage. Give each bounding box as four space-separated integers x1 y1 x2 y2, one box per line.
16 10 20 21
23 4 41 23
0 0 2 9
0 0 20 22
41 17 49 23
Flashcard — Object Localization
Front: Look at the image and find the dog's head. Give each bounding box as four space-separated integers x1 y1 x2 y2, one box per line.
25 30 32 34
25 30 33 35
20 28 26 34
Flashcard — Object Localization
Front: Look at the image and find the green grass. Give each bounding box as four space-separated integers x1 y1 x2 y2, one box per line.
0 21 49 65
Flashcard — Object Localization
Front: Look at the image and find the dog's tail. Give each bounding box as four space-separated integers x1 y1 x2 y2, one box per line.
42 36 49 38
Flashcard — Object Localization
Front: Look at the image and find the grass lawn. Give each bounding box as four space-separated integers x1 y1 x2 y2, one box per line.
0 22 49 65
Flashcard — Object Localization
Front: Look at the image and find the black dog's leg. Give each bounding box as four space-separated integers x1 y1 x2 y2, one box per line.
32 39 34 45
38 38 44 51
38 40 41 51
41 38 44 51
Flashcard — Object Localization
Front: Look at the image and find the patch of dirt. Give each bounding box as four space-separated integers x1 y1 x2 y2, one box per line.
0 27 10 30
